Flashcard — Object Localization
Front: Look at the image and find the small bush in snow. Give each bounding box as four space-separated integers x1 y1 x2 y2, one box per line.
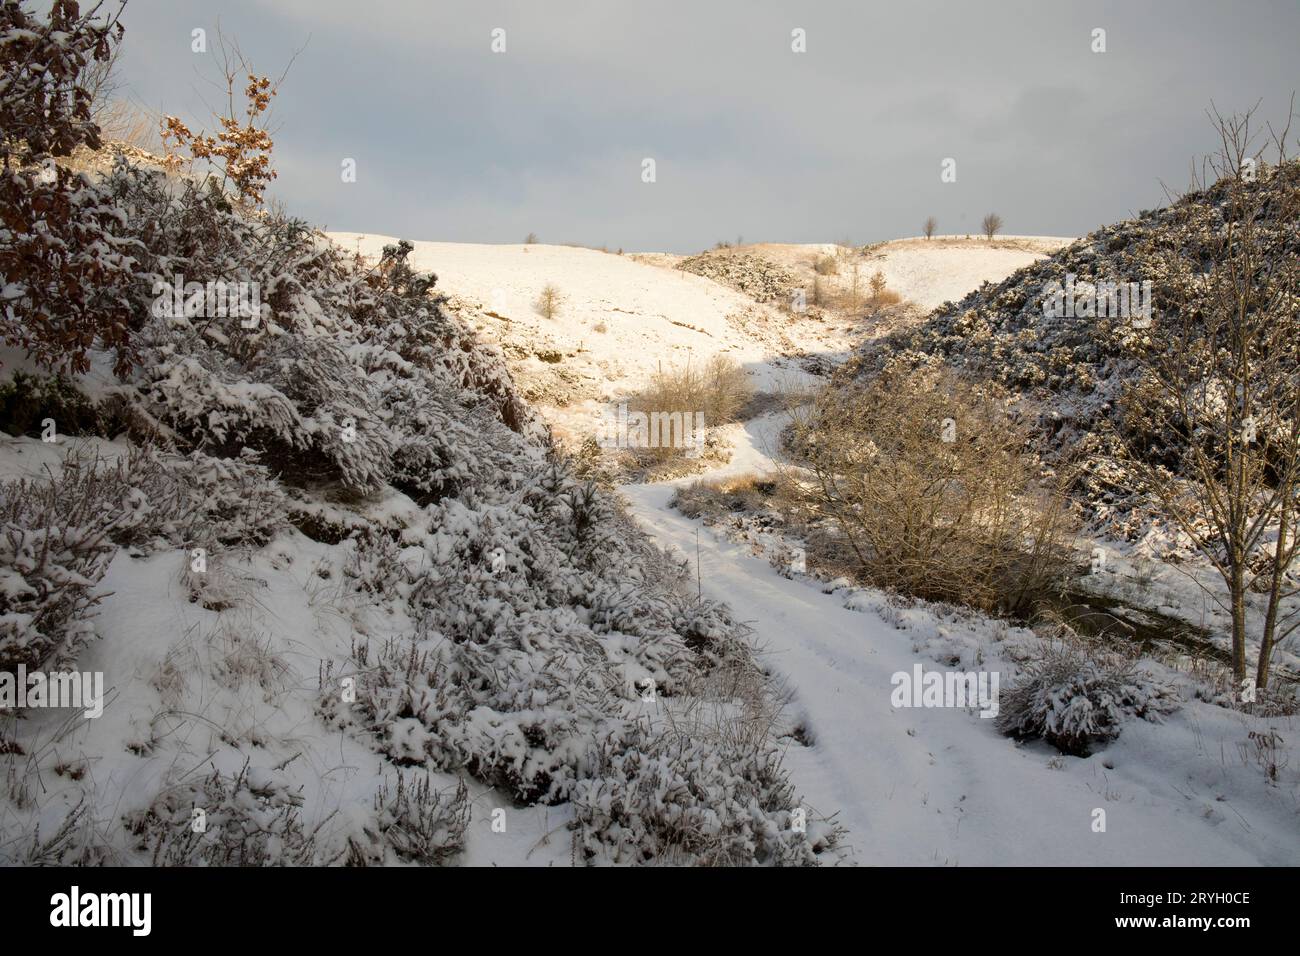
997 639 1180 755
0 461 118 671
628 354 752 465
346 772 469 866
672 473 776 522
108 445 287 552
126 761 332 866
570 729 841 866
868 270 902 307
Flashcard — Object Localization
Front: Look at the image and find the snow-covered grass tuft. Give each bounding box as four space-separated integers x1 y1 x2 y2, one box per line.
125 760 332 866
347 772 469 866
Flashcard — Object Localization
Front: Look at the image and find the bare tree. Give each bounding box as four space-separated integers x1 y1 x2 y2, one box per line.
923 216 937 240
536 283 562 319
1119 100 1298 690
981 213 1002 240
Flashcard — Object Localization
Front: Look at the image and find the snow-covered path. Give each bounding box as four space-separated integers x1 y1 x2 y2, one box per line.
621 416 1295 865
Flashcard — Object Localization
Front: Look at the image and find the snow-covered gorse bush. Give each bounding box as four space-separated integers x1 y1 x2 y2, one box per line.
677 250 798 304
280 373 837 860
997 637 1181 756
90 158 540 505
570 731 832 865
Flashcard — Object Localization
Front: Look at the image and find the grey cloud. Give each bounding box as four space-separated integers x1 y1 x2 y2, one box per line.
114 0 1300 250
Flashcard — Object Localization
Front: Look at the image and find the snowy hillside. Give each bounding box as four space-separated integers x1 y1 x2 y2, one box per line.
327 234 1070 450
861 163 1300 532
327 235 838 446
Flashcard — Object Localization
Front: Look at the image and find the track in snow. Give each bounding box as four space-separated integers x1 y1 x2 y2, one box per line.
620 414 1278 865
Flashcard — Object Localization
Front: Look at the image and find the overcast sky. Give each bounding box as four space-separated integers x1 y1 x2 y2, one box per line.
112 0 1299 252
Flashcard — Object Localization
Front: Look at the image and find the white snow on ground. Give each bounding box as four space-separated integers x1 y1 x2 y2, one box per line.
326 236 788 388
856 236 1073 312
621 414 1300 866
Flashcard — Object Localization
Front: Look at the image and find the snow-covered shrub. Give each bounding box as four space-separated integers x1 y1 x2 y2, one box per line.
0 2 136 377
344 241 538 439
323 611 635 803
1191 673 1300 717
677 251 798 303
0 459 120 671
88 163 537 501
319 458 763 812
345 772 469 866
0 372 104 438
570 729 839 866
355 340 526 505
671 473 775 522
0 0 123 168
126 762 331 866
341 526 408 597
997 638 1181 755
0 440 289 672
108 445 287 551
